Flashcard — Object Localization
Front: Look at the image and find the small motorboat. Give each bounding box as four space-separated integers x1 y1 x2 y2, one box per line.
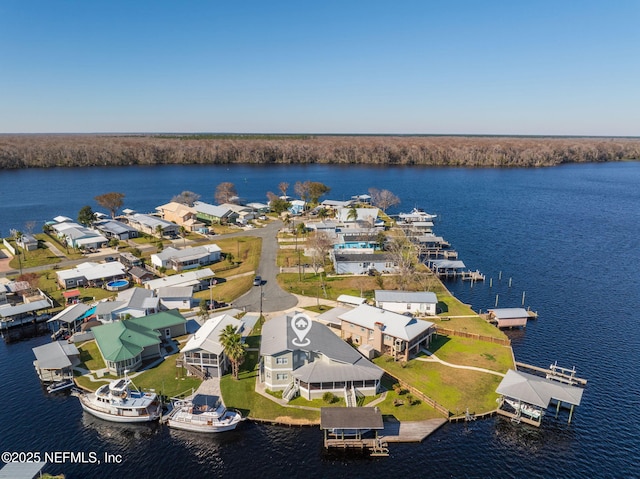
47 379 75 393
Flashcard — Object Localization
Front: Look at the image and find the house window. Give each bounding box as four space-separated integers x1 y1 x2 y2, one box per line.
384 334 392 342
276 357 288 365
266 372 271 379
276 373 288 381
407 303 412 310
360 327 365 332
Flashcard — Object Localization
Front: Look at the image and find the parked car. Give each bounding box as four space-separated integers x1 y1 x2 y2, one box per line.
253 276 262 286
104 256 115 262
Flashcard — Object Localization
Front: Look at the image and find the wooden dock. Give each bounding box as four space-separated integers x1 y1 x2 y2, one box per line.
515 362 587 386
379 417 447 442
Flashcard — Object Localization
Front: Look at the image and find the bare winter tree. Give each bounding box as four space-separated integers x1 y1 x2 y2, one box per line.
24 221 36 235
308 231 333 277
369 188 400 212
386 236 418 290
95 192 125 218
214 182 238 204
172 190 200 206
278 182 289 197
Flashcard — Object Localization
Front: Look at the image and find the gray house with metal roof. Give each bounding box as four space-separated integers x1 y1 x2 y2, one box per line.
259 314 383 401
32 340 80 382
375 290 438 316
332 253 398 275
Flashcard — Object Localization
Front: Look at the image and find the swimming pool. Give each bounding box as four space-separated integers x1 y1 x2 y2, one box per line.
105 279 130 291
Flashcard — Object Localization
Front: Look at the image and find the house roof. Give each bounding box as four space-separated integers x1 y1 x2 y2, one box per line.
153 244 220 262
92 310 186 362
130 213 176 230
338 304 435 342
0 299 51 319
115 287 158 310
94 300 125 316
496 369 584 408
76 235 108 246
260 314 383 382
129 266 153 279
47 303 90 324
375 290 437 304
317 306 352 326
337 294 367 306
56 261 126 281
182 314 244 356
488 308 530 319
94 219 138 235
416 234 446 244
156 201 196 216
292 358 382 384
144 268 214 290
429 259 466 269
157 286 193 299
193 201 235 218
337 207 379 223
32 341 79 369
320 407 384 430
0 461 47 479
334 253 394 263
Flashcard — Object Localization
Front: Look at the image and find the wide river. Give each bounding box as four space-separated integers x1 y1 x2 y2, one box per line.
1 162 639 478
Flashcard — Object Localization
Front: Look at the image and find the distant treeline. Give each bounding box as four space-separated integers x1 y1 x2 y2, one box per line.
1 134 639 169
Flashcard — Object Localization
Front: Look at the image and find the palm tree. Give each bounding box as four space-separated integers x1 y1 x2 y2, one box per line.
155 224 163 239
179 226 187 248
346 205 358 222
219 324 246 379
317 208 328 221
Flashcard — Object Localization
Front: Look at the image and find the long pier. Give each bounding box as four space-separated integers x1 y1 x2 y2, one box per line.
515 362 588 386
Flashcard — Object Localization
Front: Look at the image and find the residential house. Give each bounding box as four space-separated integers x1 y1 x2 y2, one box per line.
17 233 38 251
92 309 187 375
181 314 244 377
155 201 204 232
157 286 193 310
32 341 80 382
51 221 108 250
93 219 139 240
193 201 238 225
94 288 159 323
288 200 306 216
127 213 180 238
338 304 436 362
321 199 353 210
221 203 255 225
336 207 380 226
246 202 270 214
150 244 221 271
375 290 438 316
332 253 398 275
56 261 127 289
128 266 155 285
259 313 383 400
144 268 215 292
119 251 143 269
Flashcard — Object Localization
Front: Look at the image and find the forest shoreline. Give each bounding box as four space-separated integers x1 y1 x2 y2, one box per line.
1 134 639 169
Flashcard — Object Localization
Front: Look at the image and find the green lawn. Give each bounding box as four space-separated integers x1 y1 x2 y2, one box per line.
374 377 446 421
424 335 514 373
77 340 106 371
7 241 62 269
373 356 503 416
133 354 202 399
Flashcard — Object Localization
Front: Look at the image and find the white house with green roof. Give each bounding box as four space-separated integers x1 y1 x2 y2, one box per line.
92 309 187 375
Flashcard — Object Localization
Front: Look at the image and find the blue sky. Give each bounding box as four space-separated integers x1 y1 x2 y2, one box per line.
1 0 638 135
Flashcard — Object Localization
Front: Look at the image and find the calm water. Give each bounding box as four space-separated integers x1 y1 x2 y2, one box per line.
1 162 639 478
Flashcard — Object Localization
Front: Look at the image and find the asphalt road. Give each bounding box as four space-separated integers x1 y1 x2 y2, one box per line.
224 221 298 313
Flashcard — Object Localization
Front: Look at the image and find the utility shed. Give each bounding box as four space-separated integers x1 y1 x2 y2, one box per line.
488 308 530 328
320 407 388 456
496 369 584 426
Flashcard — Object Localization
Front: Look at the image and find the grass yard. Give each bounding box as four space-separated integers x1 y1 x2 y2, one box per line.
220 352 319 424
375 377 446 421
424 335 514 373
77 340 107 371
278 273 382 301
7 242 62 269
193 275 254 304
373 356 502 415
133 354 202 399
211 236 262 277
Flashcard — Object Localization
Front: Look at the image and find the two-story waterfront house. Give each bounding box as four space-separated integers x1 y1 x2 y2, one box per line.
338 304 436 362
259 314 383 402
